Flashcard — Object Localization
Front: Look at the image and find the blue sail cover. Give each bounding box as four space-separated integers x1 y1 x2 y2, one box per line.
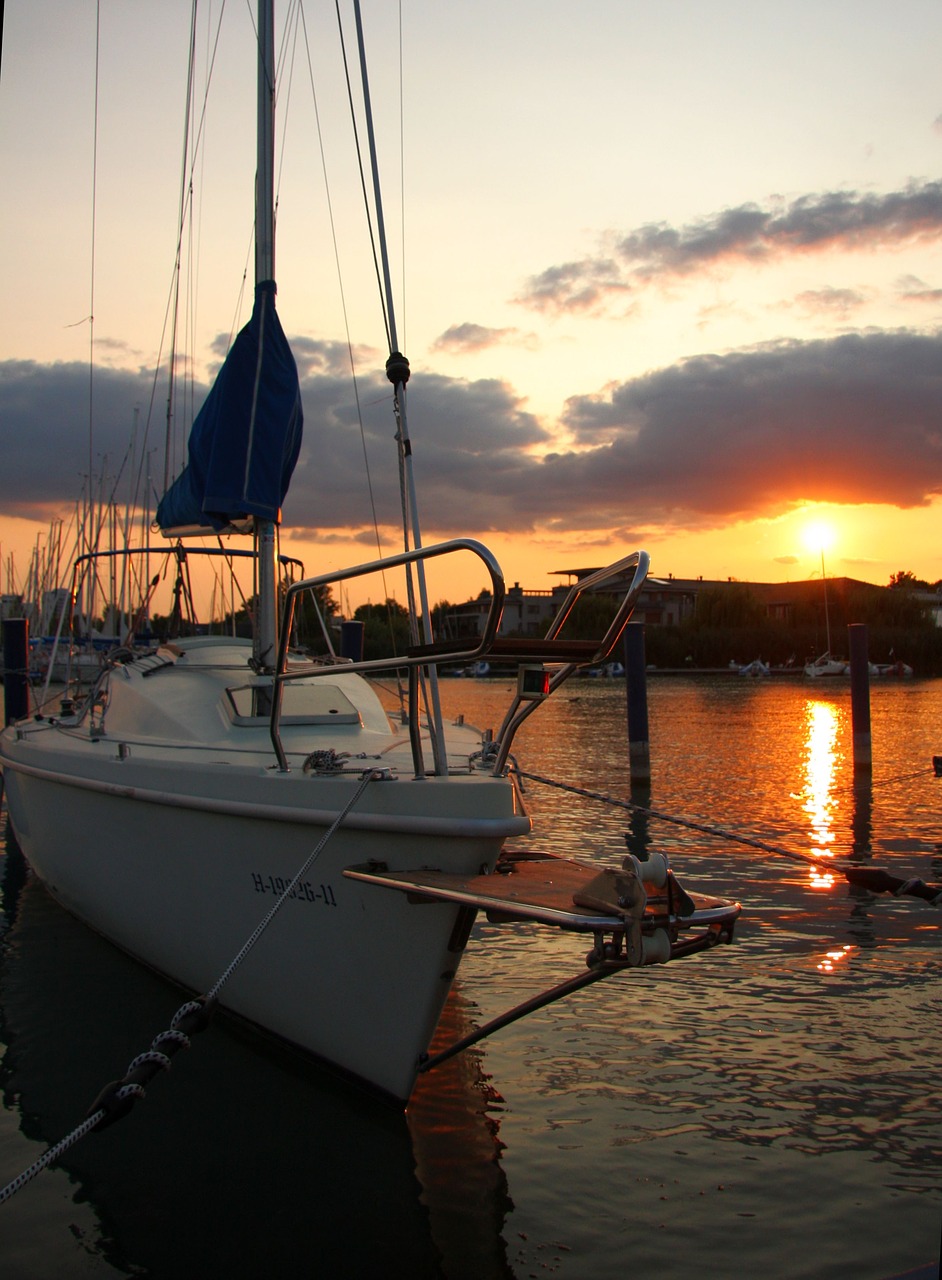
156 281 303 533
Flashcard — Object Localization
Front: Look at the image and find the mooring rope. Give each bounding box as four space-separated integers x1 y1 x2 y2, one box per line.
0 769 383 1206
0 1113 108 1205
512 768 942 907
513 768 843 868
868 765 936 788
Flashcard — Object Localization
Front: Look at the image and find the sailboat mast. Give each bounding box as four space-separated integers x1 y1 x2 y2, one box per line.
255 1 275 284
254 0 278 670
821 548 832 655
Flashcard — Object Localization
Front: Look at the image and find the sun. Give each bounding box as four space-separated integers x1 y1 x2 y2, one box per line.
801 519 836 555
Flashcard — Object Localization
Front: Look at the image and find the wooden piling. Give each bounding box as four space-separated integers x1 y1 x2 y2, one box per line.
624 622 650 784
847 623 872 775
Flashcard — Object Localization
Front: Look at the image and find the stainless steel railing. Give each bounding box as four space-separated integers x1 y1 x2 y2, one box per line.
269 539 506 773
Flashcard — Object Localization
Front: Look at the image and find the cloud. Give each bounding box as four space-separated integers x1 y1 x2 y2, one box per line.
896 274 942 304
2 329 940 545
283 368 550 536
554 329 942 528
290 336 376 379
840 555 883 570
790 287 868 317
516 257 631 313
0 359 182 518
431 323 528 354
518 181 942 313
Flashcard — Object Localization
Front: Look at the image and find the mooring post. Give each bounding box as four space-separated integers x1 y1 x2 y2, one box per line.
339 620 365 663
848 623 872 776
852 776 873 858
2 617 31 725
624 622 650 784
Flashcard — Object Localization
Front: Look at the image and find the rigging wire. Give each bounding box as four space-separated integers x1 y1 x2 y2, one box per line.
136 1 229 519
296 1 402 665
164 2 199 495
83 1 102 632
274 0 301 206
335 1 392 350
347 0 448 770
397 0 406 354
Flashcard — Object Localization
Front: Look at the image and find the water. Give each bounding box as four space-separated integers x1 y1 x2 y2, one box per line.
1 675 940 1277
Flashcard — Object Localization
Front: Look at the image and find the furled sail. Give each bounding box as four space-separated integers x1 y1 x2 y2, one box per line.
156 281 303 535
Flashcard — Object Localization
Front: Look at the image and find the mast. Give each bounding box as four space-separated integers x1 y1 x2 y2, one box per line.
821 548 832 655
254 0 278 671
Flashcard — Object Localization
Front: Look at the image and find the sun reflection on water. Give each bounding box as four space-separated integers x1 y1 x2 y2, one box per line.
797 700 844 889
817 944 854 973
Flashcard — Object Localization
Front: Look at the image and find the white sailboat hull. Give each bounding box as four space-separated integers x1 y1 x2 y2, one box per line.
804 654 848 677
1 640 528 1101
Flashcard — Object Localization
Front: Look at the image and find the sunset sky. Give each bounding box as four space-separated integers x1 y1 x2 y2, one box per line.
1 0 941 613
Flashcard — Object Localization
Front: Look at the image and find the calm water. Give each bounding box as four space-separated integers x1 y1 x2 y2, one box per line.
1 675 940 1278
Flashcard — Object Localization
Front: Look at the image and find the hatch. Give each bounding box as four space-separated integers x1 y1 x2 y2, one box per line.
225 682 361 726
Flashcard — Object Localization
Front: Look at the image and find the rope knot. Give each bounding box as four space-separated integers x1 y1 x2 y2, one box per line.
86 1080 146 1132
125 1050 173 1086
170 997 216 1037
153 1028 191 1055
303 749 346 774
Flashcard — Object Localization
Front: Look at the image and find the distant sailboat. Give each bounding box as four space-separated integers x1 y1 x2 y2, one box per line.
738 659 770 677
804 547 847 677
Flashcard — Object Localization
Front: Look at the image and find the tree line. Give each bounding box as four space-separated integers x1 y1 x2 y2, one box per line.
639 577 942 673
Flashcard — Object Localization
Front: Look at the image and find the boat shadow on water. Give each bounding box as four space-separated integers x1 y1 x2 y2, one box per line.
0 828 513 1280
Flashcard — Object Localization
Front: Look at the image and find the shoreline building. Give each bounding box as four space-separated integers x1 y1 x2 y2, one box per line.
438 569 929 641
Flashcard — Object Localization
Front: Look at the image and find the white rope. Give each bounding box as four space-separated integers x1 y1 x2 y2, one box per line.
0 1110 111 1205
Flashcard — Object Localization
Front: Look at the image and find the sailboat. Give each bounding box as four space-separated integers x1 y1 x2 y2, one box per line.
0 2 738 1104
803 548 847 677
